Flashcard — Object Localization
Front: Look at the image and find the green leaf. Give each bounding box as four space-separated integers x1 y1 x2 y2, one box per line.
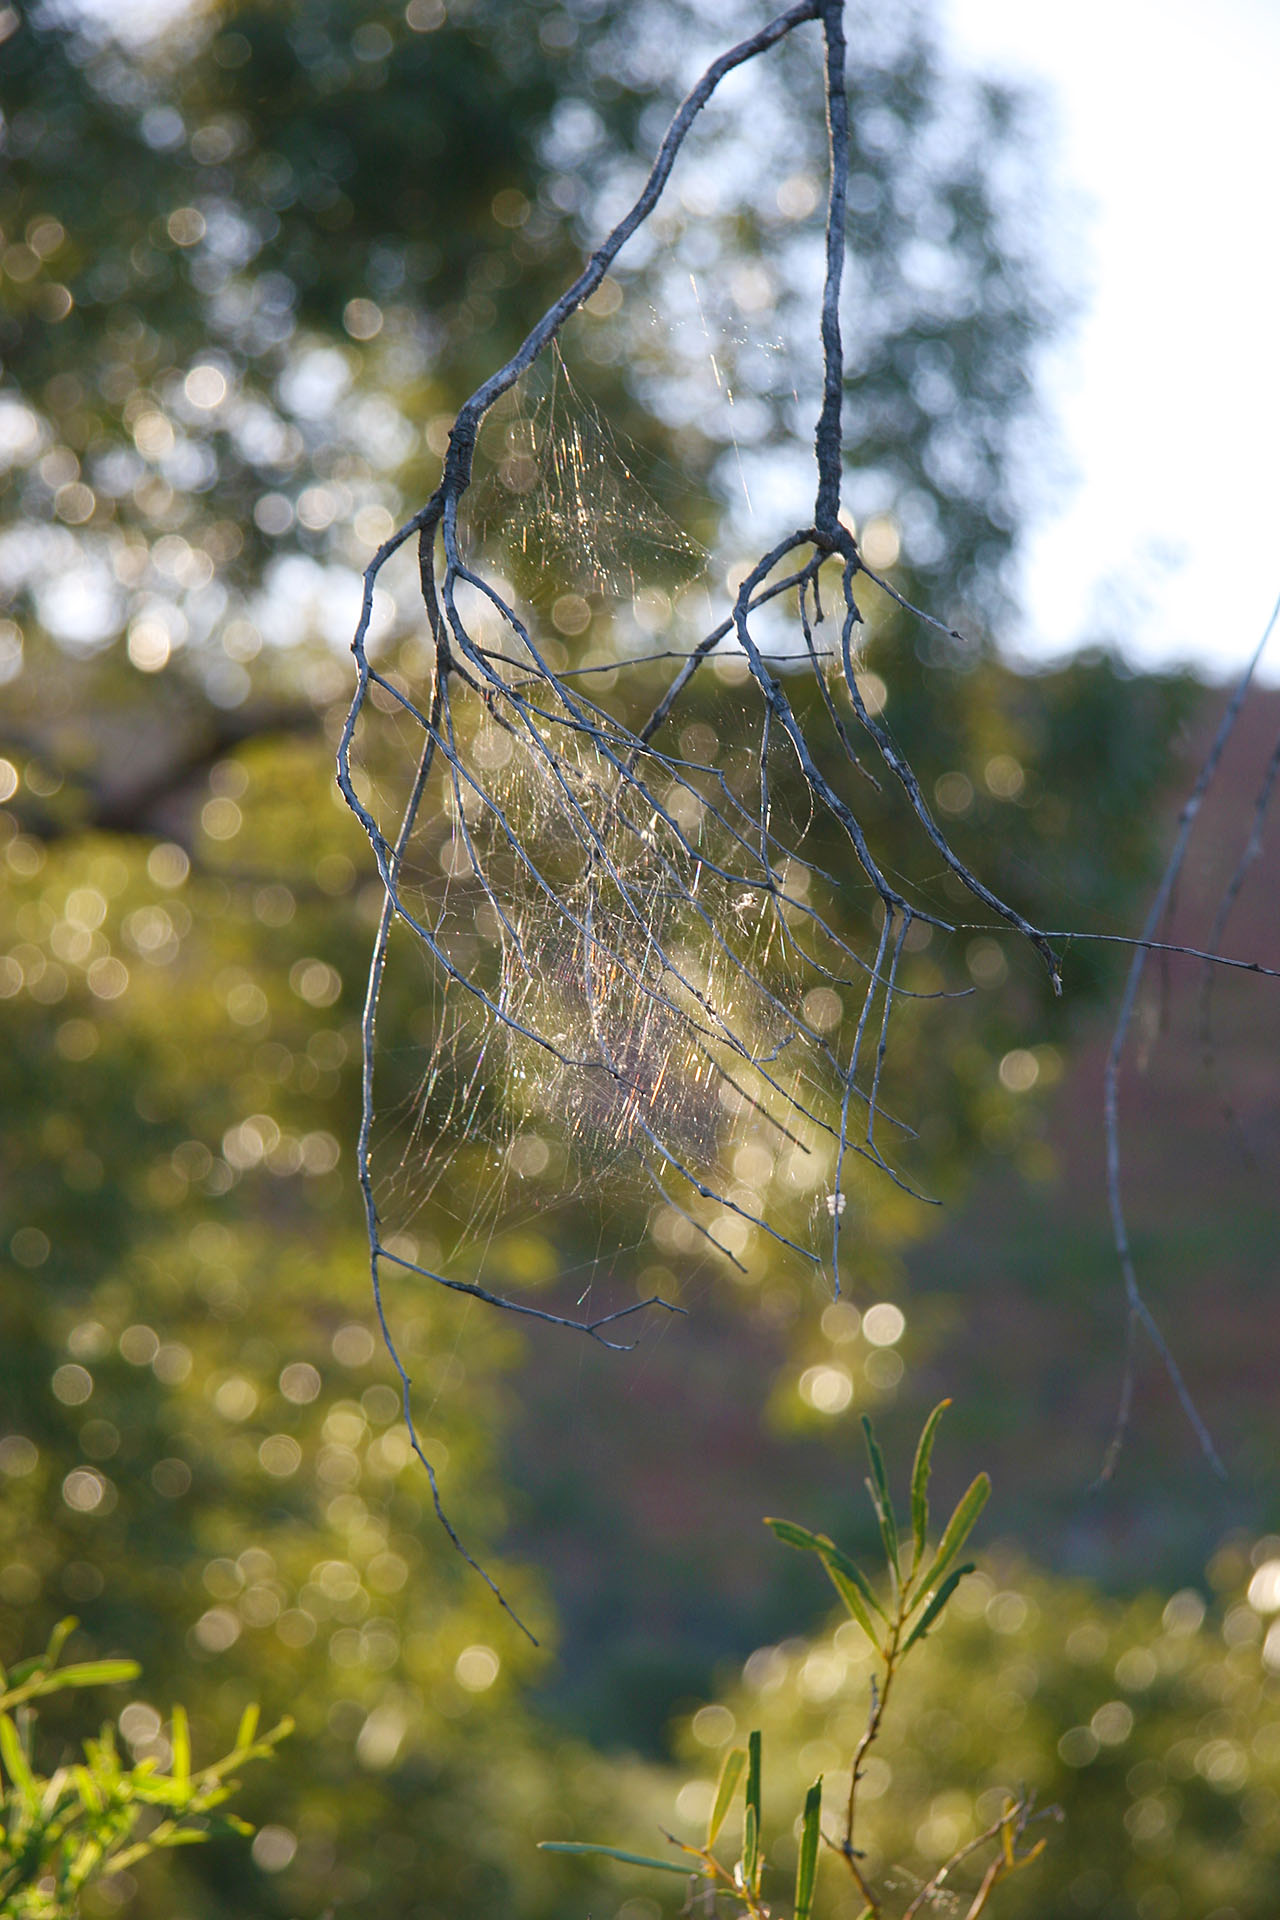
909 1399 950 1577
820 1560 880 1648
0 1713 37 1806
794 1777 822 1920
912 1475 990 1607
823 1542 890 1622
902 1564 975 1652
763 1517 829 1554
745 1729 761 1836
741 1728 763 1888
70 1836 105 1884
171 1704 190 1791
235 1704 259 1752
766 1519 889 1635
861 1417 899 1574
73 1765 104 1815
707 1746 746 1847
134 1776 188 1807
39 1766 70 1820
37 1660 141 1693
45 1619 77 1667
537 1842 691 1875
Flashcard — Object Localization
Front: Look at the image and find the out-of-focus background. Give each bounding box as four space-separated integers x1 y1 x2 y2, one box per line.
2 3 1278 1916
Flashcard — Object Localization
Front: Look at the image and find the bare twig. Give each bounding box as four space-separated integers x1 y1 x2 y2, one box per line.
1097 589 1280 1483
1197 713 1280 1150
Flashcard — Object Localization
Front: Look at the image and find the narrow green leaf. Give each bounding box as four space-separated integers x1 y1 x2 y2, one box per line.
45 1619 77 1667
823 1543 889 1623
912 1475 990 1607
861 1417 899 1573
39 1766 69 1819
766 1520 889 1628
171 1704 190 1790
742 1735 763 1892
742 1802 758 1889
235 1704 260 1752
909 1400 950 1577
537 1842 690 1875
73 1764 104 1815
111 1830 186 1876
794 1777 823 1920
69 1836 104 1883
137 1776 187 1808
902 1564 974 1652
38 1660 141 1693
820 1562 880 1648
763 1517 828 1554
707 1746 747 1847
745 1729 761 1834
0 1714 37 1806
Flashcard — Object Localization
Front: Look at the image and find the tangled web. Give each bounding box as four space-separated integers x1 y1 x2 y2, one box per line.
361 573 906 1309
347 443 1059 1343
468 347 707 605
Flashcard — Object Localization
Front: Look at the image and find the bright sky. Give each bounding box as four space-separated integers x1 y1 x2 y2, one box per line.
81 0 1278 682
942 0 1280 681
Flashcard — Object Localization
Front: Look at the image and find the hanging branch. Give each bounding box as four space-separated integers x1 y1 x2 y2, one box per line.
337 0 1279 1617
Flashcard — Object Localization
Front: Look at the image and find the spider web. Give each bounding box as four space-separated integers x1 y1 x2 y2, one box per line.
351 370 953 1352
467 346 708 607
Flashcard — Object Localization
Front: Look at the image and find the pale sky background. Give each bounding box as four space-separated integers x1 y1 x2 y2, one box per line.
942 0 1280 680
87 0 1280 681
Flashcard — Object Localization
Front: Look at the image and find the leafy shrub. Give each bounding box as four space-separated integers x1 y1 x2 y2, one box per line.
0 1619 288 1918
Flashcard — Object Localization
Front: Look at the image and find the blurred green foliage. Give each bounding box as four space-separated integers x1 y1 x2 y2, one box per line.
0 1 1261 1917
0 743 685 1919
